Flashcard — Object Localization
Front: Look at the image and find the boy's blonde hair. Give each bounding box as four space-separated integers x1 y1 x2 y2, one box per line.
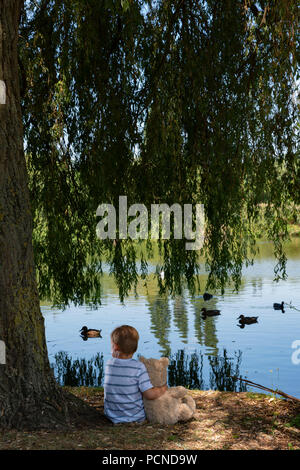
111 325 139 354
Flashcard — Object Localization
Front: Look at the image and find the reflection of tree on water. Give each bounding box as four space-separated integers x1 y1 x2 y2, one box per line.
172 296 189 344
168 349 246 392
208 350 246 391
146 291 219 356
250 279 263 295
52 351 104 386
52 349 247 392
192 299 219 356
146 294 171 356
168 349 204 389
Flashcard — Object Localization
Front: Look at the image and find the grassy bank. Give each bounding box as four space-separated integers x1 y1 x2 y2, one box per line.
254 204 300 239
0 388 299 450
288 224 300 237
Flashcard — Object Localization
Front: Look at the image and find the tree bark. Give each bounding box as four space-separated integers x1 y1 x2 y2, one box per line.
0 0 102 429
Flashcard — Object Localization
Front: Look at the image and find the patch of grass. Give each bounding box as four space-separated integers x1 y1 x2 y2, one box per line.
286 414 300 429
288 224 300 237
246 392 269 400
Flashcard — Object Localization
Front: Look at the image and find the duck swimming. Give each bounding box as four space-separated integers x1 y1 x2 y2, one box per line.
203 292 213 301
237 315 258 324
80 326 102 337
273 302 284 311
201 308 221 318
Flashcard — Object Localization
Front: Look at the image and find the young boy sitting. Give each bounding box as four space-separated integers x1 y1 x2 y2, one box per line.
104 325 167 424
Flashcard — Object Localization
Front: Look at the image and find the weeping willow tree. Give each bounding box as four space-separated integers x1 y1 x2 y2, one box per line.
21 0 299 306
0 0 298 428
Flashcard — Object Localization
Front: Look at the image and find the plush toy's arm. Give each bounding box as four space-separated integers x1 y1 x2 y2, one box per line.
168 386 188 399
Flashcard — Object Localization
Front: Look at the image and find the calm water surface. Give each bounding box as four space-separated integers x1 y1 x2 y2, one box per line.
42 239 300 396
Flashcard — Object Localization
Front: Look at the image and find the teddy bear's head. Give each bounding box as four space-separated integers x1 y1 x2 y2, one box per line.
139 356 169 387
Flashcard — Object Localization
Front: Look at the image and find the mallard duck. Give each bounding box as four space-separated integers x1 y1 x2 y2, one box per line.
273 302 284 310
203 292 213 301
237 315 258 324
201 307 221 318
80 326 102 337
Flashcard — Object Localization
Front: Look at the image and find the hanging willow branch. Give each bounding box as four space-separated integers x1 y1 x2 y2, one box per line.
19 0 300 306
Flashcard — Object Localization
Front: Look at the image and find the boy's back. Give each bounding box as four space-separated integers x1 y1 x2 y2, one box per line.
104 357 153 424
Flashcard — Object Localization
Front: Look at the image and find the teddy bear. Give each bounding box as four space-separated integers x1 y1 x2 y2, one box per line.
139 356 196 425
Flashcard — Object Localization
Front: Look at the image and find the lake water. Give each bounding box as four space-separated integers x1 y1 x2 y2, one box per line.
42 239 300 397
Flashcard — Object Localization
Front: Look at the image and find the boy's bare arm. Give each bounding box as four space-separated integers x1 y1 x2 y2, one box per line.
142 384 167 400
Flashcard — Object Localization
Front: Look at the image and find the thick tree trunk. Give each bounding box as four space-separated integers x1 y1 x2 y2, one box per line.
0 1 102 429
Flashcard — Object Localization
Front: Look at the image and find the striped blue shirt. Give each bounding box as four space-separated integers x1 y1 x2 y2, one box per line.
104 357 153 424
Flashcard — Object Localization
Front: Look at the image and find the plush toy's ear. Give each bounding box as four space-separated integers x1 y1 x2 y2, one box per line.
139 356 146 364
161 357 169 367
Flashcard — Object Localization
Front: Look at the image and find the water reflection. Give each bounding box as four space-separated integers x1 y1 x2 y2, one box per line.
191 299 219 355
250 279 263 294
145 293 221 357
146 294 172 356
168 349 205 389
42 238 300 397
173 297 189 343
208 350 246 392
52 348 247 392
53 351 104 387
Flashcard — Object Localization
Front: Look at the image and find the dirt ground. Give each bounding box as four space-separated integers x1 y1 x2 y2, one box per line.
0 387 300 450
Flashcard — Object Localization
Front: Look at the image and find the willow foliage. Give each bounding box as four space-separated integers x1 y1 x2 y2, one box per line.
20 0 299 306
